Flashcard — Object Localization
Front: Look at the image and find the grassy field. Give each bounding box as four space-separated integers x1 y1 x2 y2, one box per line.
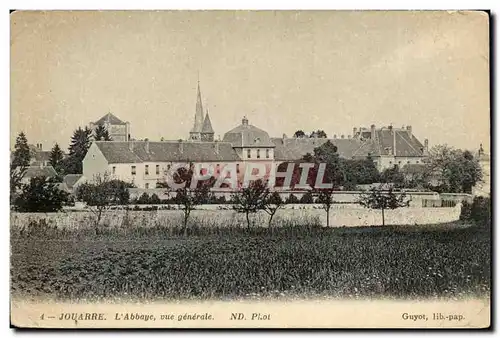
10 221 490 302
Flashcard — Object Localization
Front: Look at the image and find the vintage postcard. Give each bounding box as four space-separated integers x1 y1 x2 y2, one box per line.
10 10 491 329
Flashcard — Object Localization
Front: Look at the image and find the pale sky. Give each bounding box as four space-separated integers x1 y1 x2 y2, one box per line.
11 10 490 152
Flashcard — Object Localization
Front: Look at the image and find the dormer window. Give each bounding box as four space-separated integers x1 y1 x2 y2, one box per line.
255 137 261 144
266 149 270 159
247 149 251 158
257 149 261 159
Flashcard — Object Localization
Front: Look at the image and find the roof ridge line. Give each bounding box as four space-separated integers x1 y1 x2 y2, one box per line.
398 131 420 155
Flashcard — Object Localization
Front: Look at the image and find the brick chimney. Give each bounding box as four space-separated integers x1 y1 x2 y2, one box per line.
393 128 397 156
129 141 134 152
178 139 183 153
370 124 376 139
145 139 150 154
353 127 357 137
406 125 412 139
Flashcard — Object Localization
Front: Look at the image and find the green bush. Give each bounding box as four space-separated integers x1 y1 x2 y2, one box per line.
137 192 150 205
300 191 314 204
14 176 69 212
460 196 491 228
286 194 299 204
149 193 161 205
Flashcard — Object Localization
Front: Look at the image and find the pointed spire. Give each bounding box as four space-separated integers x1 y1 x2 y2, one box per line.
201 109 214 134
190 80 204 134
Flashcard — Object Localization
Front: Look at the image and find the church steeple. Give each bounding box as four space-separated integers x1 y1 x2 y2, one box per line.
189 79 205 141
201 108 215 141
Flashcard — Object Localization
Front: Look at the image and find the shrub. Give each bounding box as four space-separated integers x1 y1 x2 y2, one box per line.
300 191 314 204
461 196 491 229
14 176 69 213
286 194 299 204
137 192 150 205
149 193 161 205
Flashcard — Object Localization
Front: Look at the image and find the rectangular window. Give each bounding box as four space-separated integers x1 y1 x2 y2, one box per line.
156 165 160 175
266 149 270 159
257 149 261 159
247 149 251 159
416 161 420 164
237 163 240 174
216 164 220 174
145 165 149 175
145 183 149 189
131 166 136 175
112 166 116 174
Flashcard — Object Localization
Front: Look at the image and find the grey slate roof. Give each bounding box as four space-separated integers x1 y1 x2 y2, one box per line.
271 128 425 161
271 138 371 161
95 141 241 164
93 113 127 126
223 122 275 148
375 129 424 157
24 166 58 179
63 174 83 189
33 151 51 162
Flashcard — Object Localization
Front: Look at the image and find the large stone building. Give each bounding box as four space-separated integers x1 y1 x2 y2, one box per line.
272 124 428 171
82 83 428 189
89 113 131 141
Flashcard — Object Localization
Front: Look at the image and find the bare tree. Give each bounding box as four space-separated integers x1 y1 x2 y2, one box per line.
357 185 410 226
316 188 335 227
231 180 270 229
75 173 130 226
174 186 202 236
263 191 284 233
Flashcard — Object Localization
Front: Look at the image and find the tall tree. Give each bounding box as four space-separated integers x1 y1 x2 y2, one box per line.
293 130 306 138
94 124 112 141
342 158 380 186
49 143 64 173
12 132 31 168
14 176 69 213
63 127 92 174
424 145 483 193
75 173 130 226
380 165 405 187
310 130 327 138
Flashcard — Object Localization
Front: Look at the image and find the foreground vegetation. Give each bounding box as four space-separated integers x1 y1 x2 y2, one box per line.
11 219 490 302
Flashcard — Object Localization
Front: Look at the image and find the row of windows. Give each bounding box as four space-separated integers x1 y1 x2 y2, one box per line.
114 164 241 176
200 164 241 175
247 149 270 159
113 165 161 176
388 160 421 165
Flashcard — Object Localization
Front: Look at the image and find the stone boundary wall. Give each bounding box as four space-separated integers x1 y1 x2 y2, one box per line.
11 204 461 229
128 189 473 207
